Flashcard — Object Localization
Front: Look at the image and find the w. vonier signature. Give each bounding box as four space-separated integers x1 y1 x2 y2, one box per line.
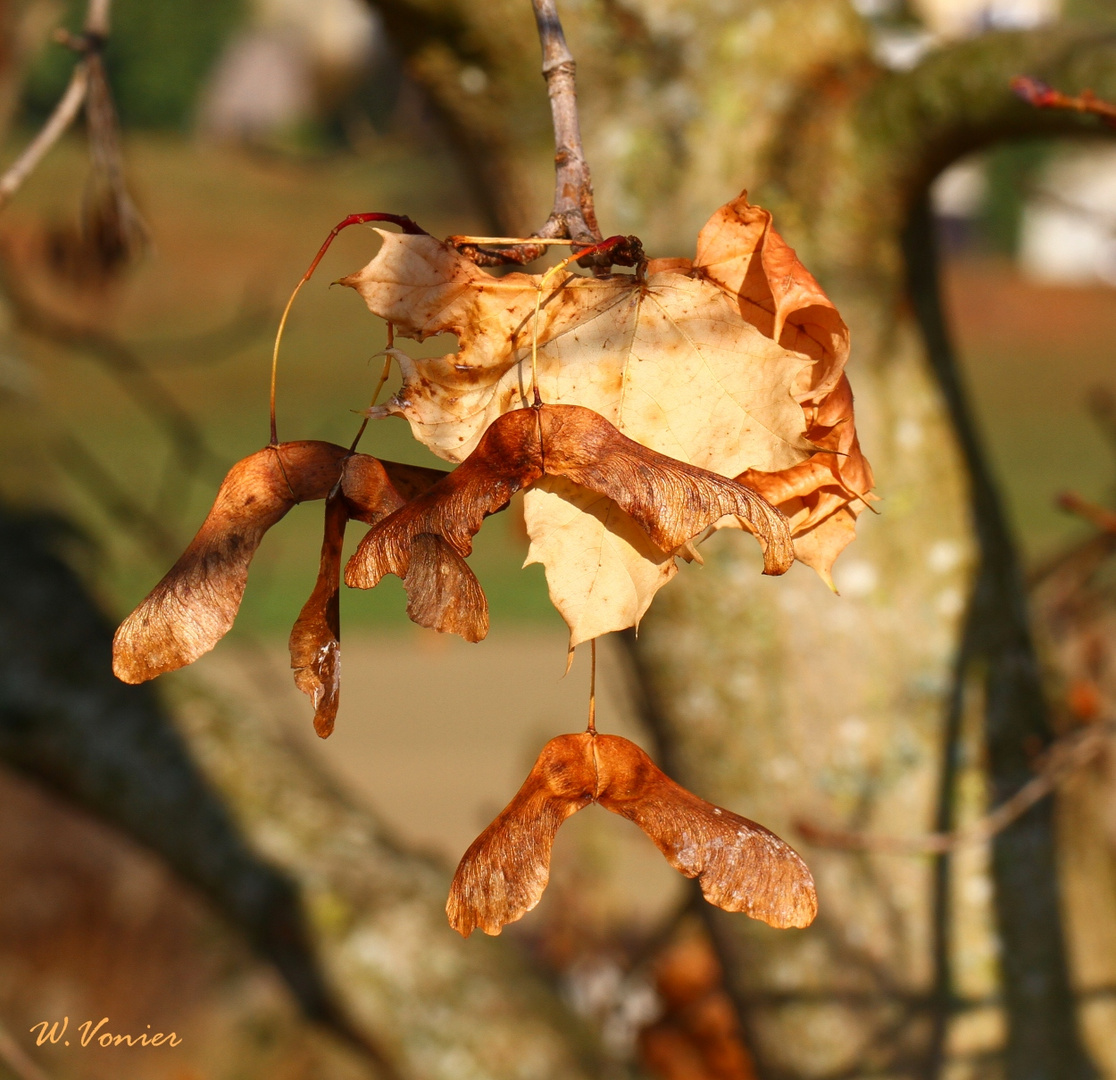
29 1017 181 1048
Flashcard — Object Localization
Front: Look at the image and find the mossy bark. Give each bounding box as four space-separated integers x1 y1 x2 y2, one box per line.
362 2 1116 1076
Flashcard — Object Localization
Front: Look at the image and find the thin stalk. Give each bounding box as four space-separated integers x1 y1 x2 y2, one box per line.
0 62 89 211
531 0 600 244
0 0 116 213
269 213 422 445
587 639 597 734
349 324 396 453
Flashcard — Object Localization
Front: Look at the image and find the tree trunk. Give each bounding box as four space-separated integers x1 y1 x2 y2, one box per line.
365 3 1116 1076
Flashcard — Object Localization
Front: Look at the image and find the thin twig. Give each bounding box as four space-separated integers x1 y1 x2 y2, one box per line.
0 63 90 212
1012 76 1116 128
797 720 1112 855
460 0 607 267
533 0 599 244
84 0 111 36
0 0 117 213
349 323 395 453
1058 491 1116 535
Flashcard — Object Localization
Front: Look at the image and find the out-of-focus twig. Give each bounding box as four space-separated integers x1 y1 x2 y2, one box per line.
0 0 118 213
1058 491 1116 536
85 0 110 36
1088 386 1116 458
0 61 89 212
797 720 1112 855
1012 75 1116 129
0 0 144 276
53 433 182 561
0 257 219 476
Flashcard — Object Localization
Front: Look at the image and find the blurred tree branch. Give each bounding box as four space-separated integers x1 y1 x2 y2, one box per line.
0 0 110 212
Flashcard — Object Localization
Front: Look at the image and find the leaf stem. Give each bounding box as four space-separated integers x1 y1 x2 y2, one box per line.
587 638 597 734
448 236 577 247
349 323 395 453
269 213 425 445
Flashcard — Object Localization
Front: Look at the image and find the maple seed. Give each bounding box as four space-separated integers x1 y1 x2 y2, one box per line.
447 732 817 937
291 491 348 737
535 404 793 569
113 441 355 684
345 404 792 640
288 455 446 736
344 407 538 637
112 443 445 735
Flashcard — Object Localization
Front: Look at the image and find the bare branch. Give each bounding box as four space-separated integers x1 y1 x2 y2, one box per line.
0 0 119 215
797 721 1112 855
0 61 89 212
463 0 609 268
1059 491 1116 536
533 0 600 244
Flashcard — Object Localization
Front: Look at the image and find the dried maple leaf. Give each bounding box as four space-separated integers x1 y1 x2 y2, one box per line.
289 455 445 736
341 191 871 642
681 197 876 580
447 732 816 937
345 404 791 639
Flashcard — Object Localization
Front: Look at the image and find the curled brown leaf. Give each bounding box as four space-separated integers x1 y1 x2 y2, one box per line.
447 732 816 937
347 404 791 640
691 197 876 581
735 373 875 584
